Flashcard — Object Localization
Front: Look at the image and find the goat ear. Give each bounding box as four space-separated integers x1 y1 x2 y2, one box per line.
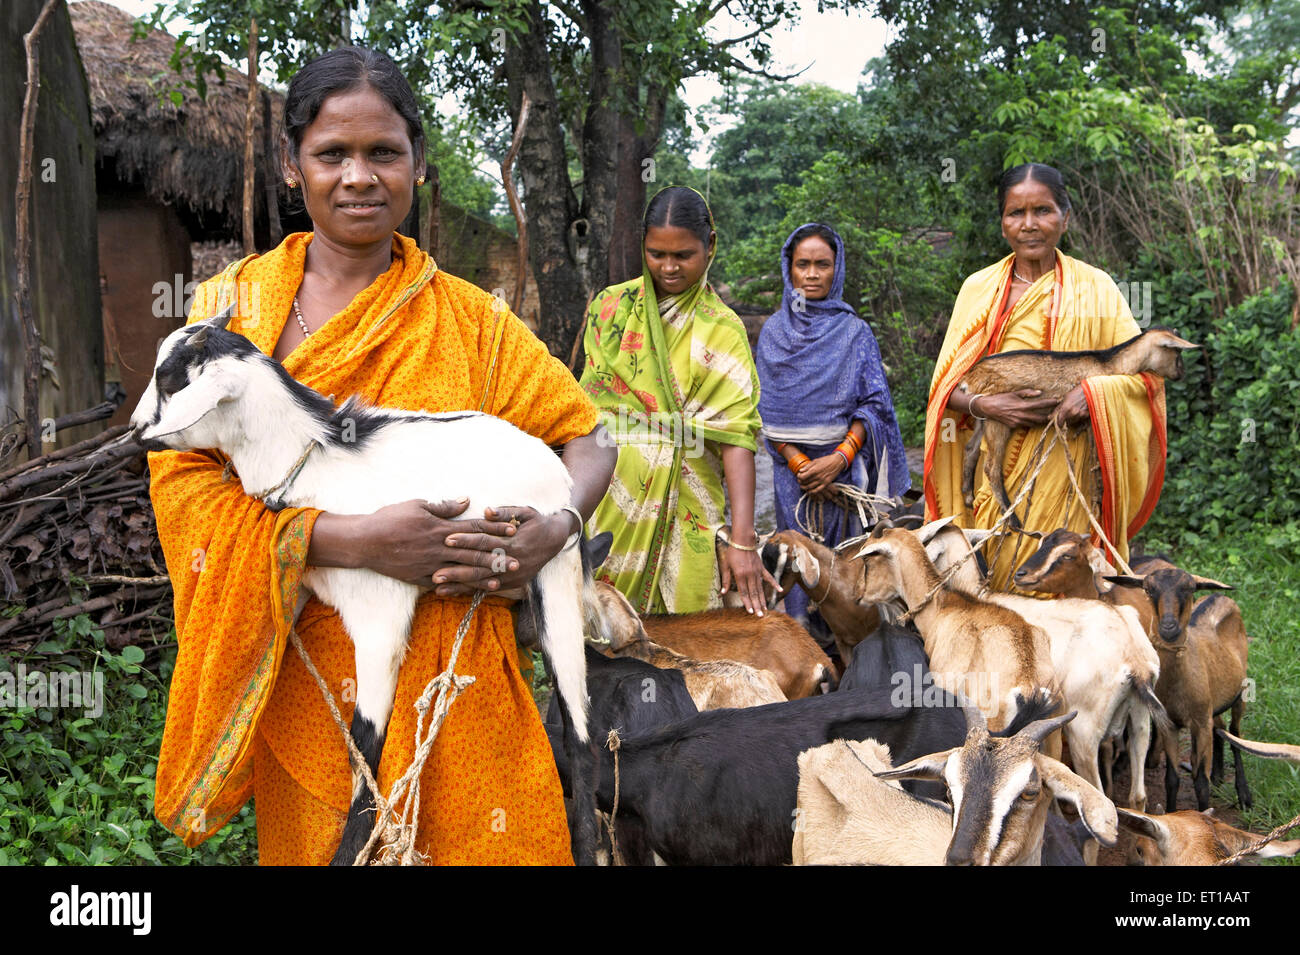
1191 575 1233 592
1104 575 1145 589
1039 756 1118 847
138 364 240 442
915 516 955 545
585 531 613 570
1157 332 1199 350
1254 838 1300 859
791 543 820 590
874 748 955 783
1116 807 1166 843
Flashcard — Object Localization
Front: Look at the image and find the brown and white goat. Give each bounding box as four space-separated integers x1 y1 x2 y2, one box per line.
1104 569 1250 811
762 530 880 667
1117 807 1300 865
587 582 787 709
586 580 827 698
611 640 788 710
852 525 1061 743
956 328 1198 527
793 708 1118 866
1013 528 1158 635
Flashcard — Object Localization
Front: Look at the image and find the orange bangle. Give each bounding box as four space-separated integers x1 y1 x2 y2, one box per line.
843 430 862 452
837 440 857 465
787 453 812 474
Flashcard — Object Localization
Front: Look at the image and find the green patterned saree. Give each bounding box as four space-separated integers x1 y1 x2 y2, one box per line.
579 267 761 613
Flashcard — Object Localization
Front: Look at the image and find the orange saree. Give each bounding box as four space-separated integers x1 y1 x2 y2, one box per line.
149 231 596 864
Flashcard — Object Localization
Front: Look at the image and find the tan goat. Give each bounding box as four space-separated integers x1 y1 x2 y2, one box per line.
586 580 826 698
1117 807 1300 865
957 328 1198 527
852 525 1061 745
609 640 787 710
1104 570 1250 812
793 708 1117 866
920 523 1166 835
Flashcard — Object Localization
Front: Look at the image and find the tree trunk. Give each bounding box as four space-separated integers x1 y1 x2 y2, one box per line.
262 88 282 248
579 0 619 295
503 1 590 358
242 17 258 255
607 83 670 285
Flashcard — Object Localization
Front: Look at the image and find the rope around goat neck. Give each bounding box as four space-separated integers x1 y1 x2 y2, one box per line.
896 428 1061 623
289 590 484 865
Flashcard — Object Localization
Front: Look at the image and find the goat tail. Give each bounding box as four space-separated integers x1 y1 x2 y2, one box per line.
1216 728 1300 764
1131 675 1173 735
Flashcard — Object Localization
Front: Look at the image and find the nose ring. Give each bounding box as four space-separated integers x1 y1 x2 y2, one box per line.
370 174 378 183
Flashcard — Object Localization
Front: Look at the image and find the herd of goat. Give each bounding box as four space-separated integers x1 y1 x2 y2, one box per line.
542 518 1300 866
129 315 1294 865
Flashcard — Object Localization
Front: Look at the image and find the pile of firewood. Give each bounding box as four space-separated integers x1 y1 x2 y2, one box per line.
0 422 172 652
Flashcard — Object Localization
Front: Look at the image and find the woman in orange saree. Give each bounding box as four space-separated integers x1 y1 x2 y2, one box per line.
925 163 1167 590
148 47 613 865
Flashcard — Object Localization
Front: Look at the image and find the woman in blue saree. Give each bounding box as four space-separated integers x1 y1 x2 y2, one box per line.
755 223 909 652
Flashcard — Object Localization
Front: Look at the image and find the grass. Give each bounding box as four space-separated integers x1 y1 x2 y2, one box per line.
1141 523 1300 864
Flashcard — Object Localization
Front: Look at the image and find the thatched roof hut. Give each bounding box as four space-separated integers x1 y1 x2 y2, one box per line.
71 0 284 241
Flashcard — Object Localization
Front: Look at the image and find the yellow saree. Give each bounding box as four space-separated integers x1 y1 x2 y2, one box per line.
924 250 1166 589
149 231 596 864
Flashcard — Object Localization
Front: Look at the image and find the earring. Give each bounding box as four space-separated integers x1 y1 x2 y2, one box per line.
416 175 426 186
285 178 297 188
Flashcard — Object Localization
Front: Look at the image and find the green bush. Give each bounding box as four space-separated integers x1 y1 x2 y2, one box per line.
1149 280 1300 553
0 616 257 865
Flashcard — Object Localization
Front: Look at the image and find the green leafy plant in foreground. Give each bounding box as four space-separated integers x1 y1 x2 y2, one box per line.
0 617 256 865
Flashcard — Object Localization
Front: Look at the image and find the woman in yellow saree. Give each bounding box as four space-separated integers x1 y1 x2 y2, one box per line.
148 48 614 865
579 186 770 614
925 163 1167 590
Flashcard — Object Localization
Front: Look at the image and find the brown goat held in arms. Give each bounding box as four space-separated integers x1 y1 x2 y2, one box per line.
957 327 1198 528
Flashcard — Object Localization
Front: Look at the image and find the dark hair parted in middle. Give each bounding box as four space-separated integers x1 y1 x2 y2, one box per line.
643 186 715 247
283 46 425 160
785 223 839 265
997 163 1072 216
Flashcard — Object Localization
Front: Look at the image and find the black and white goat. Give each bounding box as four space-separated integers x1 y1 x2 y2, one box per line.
131 306 594 865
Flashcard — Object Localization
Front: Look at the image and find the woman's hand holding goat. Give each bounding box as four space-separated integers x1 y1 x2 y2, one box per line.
308 499 570 597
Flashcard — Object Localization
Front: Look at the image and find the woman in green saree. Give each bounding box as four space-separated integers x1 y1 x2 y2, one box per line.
579 186 771 614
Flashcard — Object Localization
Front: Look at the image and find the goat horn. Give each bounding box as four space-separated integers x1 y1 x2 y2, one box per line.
208 303 237 330
1019 709 1077 744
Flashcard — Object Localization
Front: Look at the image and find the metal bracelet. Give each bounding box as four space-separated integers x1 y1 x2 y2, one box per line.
560 505 584 551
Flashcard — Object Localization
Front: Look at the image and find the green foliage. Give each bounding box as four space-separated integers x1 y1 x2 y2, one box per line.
1138 526 1300 863
1148 281 1300 548
0 618 257 866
